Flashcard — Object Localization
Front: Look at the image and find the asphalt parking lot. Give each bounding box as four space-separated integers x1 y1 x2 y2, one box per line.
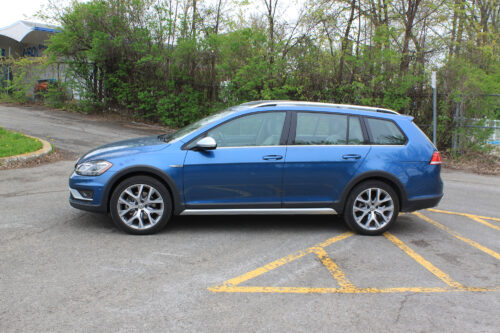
1 104 499 332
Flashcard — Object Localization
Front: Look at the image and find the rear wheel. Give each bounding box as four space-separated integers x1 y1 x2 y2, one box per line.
343 181 399 235
110 176 172 235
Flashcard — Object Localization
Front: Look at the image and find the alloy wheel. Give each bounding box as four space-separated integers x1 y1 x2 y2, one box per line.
352 187 394 231
117 184 165 230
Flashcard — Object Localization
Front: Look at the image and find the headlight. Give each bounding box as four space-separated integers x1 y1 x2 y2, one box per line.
75 160 113 176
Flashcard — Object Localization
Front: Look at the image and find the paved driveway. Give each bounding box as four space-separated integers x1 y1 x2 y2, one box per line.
1 104 499 332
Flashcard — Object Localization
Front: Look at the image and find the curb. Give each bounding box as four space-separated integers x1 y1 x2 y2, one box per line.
0 135 53 166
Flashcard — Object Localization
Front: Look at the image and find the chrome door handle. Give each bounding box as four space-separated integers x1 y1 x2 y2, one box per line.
342 154 361 160
262 155 283 160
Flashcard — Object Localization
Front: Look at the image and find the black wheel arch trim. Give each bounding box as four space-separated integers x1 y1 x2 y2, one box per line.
102 165 184 215
334 171 408 214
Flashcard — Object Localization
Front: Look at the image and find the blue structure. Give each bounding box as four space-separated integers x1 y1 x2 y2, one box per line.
0 21 57 58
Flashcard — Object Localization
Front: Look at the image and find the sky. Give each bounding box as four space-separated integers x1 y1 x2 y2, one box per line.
0 0 53 27
0 0 302 29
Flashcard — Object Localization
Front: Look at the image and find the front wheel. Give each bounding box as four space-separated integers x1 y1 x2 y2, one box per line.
110 176 172 235
343 181 399 235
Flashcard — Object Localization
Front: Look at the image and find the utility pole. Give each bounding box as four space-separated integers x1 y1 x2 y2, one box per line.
431 71 437 146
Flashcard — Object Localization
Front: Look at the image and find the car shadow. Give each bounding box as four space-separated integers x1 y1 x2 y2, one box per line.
70 211 347 234
70 212 116 232
70 212 423 236
164 214 348 234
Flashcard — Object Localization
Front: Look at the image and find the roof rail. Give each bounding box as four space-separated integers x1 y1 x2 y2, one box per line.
244 100 400 115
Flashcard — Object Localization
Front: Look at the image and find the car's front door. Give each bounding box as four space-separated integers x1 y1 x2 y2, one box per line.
183 111 289 208
283 111 371 207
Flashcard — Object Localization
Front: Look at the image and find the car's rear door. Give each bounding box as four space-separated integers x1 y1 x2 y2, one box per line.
282 111 371 208
183 111 289 208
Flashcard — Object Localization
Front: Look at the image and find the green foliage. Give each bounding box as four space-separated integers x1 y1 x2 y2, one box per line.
40 0 498 155
42 81 71 109
0 57 47 103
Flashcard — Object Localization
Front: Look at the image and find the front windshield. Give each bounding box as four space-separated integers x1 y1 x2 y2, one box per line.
161 108 236 143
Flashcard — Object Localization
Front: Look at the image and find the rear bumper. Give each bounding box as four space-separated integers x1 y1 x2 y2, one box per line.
401 194 443 212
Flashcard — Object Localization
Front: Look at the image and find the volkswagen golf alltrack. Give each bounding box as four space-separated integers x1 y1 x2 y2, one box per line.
69 101 443 235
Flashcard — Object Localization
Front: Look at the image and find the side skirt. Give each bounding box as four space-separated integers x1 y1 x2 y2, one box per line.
179 208 337 216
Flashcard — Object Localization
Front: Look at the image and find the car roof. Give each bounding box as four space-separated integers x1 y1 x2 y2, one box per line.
239 100 400 115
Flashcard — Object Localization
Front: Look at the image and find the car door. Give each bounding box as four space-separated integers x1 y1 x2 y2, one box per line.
283 111 371 207
183 111 289 208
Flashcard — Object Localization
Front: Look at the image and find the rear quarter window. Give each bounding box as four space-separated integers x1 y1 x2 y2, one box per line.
365 118 407 145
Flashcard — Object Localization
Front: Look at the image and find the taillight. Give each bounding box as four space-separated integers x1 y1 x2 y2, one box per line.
429 151 442 165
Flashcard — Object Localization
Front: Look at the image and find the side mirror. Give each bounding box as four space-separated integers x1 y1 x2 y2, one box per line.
193 136 217 150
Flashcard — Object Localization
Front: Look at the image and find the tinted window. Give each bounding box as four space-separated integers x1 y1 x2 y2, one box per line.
366 118 406 145
207 112 286 147
348 117 364 144
164 109 234 143
294 113 349 145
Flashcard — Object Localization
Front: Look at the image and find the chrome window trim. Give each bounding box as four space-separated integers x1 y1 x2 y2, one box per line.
213 144 406 149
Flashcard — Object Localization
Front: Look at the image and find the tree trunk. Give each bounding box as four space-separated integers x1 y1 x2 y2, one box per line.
338 0 357 84
400 0 421 74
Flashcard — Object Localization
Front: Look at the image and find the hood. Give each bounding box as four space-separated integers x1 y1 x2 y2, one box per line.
78 135 167 163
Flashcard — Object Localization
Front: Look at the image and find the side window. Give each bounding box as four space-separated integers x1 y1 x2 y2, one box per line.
294 113 348 145
348 116 364 144
365 118 406 145
206 112 286 147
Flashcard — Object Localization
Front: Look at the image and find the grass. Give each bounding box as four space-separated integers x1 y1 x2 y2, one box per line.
0 127 43 158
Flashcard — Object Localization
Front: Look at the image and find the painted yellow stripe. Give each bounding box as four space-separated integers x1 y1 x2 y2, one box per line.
221 248 311 287
221 232 354 287
428 208 500 222
314 231 355 248
312 247 357 289
208 285 500 294
414 212 500 261
384 232 464 289
465 215 500 231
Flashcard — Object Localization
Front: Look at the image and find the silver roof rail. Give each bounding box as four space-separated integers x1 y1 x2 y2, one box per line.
243 100 400 115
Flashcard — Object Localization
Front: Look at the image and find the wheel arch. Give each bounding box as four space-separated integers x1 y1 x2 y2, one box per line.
335 171 407 214
103 166 184 215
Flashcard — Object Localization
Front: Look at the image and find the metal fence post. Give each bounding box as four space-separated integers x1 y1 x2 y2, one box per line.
431 72 437 147
452 102 459 153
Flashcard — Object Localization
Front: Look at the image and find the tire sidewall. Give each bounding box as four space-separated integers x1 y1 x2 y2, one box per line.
344 181 399 235
110 176 173 235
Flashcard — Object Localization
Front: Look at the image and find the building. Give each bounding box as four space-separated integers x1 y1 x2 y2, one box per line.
0 20 65 99
0 20 57 58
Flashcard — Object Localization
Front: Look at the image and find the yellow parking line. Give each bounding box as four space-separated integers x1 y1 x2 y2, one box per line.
465 215 500 231
428 208 500 222
315 231 355 248
208 285 500 294
208 223 500 295
311 247 357 290
413 212 500 261
384 232 465 289
221 232 353 287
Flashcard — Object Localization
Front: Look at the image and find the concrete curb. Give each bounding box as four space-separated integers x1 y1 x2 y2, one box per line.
0 135 53 166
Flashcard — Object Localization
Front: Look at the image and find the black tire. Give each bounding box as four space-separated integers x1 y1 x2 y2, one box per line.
110 176 172 235
343 180 399 235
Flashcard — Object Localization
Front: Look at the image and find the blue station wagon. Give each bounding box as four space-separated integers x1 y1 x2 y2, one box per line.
69 101 443 235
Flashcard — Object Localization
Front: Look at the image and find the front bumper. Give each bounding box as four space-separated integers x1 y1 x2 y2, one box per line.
69 171 113 214
69 195 108 213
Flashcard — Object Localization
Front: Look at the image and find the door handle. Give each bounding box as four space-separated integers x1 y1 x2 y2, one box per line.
342 154 361 160
262 155 283 160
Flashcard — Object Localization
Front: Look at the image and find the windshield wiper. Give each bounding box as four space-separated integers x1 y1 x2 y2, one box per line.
158 133 171 142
